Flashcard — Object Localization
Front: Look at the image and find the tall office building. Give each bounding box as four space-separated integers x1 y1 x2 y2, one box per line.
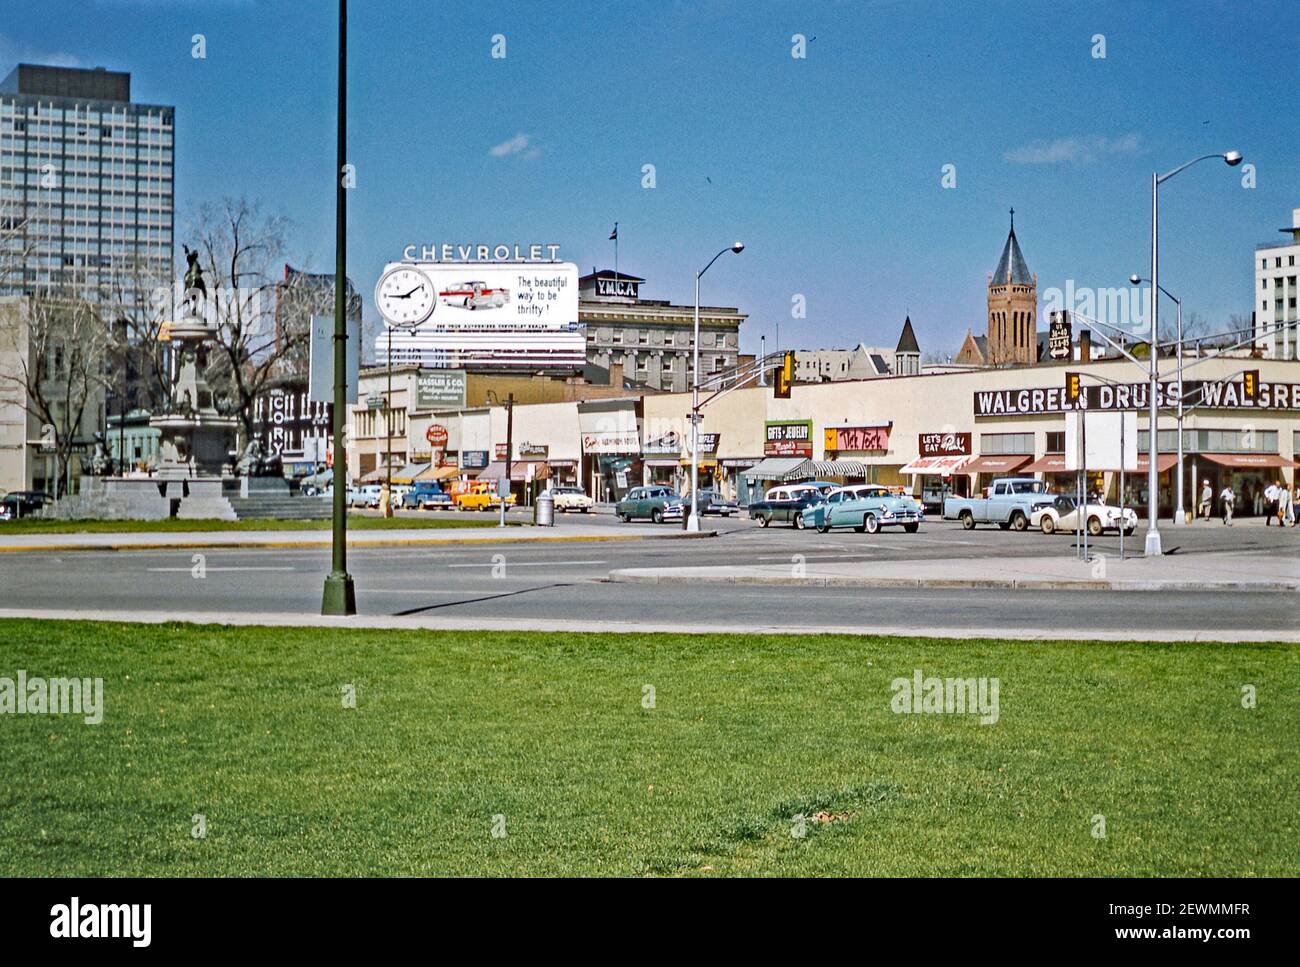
0 64 174 305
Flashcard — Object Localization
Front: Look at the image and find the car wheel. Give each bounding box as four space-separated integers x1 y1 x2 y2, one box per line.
758 514 770 527
793 516 805 530
817 521 831 534
1088 516 1103 537
651 508 663 524
903 523 919 533
1040 516 1056 534
1011 512 1028 532
617 512 629 522
960 511 975 530
863 513 880 534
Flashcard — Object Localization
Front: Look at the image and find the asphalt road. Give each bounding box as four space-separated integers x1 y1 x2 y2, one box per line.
1 515 1296 637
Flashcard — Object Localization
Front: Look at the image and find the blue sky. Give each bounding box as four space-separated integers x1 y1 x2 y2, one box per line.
4 0 1298 358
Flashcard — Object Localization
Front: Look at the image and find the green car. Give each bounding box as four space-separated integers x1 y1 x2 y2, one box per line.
615 486 685 523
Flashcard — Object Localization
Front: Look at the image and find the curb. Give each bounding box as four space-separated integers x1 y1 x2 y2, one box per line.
0 529 719 554
606 569 1300 593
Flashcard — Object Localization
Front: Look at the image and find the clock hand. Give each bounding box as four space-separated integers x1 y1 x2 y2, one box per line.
392 285 425 300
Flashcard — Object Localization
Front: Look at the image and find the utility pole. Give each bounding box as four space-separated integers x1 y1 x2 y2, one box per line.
383 324 393 517
500 392 514 528
321 0 355 615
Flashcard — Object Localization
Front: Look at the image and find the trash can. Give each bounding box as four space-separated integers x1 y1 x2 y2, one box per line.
535 489 555 526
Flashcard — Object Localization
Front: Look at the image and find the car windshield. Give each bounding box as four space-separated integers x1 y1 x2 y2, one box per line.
1011 481 1047 494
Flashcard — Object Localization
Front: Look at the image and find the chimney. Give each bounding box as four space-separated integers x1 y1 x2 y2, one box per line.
609 361 623 387
1079 329 1091 363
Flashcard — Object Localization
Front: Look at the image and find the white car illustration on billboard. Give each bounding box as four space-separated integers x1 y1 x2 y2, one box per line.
439 281 510 310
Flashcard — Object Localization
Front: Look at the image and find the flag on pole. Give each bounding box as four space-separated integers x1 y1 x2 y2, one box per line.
608 223 618 241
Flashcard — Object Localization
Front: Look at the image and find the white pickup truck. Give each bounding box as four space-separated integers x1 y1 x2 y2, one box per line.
942 477 1056 531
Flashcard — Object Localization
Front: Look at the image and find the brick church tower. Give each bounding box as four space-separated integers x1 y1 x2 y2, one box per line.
986 209 1037 366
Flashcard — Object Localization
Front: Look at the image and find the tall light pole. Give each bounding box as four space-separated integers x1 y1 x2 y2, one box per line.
688 241 744 532
321 0 356 615
1144 150 1241 556
1131 274 1185 525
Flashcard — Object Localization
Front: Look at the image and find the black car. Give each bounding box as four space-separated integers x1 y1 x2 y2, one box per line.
747 489 824 528
0 490 53 519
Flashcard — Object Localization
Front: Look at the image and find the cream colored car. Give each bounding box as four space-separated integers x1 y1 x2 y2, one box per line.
549 486 594 513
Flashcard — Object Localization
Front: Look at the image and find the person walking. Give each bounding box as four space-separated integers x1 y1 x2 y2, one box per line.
1263 480 1279 525
1282 482 1296 528
1199 480 1213 520
1220 484 1235 526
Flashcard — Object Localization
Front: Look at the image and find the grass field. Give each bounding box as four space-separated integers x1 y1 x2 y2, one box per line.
0 514 496 534
0 620 1294 876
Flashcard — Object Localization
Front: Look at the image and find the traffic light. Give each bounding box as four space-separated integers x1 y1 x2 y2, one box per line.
1243 369 1260 403
774 350 794 398
1065 371 1082 405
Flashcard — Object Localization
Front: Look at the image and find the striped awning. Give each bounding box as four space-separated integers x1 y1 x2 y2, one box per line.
779 459 871 481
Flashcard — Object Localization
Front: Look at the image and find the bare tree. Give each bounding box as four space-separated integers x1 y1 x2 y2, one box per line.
0 293 110 496
187 197 301 445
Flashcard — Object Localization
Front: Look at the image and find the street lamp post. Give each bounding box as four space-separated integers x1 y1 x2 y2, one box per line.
688 242 744 532
1144 150 1241 557
321 0 356 615
1131 274 1185 525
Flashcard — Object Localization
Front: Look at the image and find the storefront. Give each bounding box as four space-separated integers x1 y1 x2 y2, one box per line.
579 399 642 502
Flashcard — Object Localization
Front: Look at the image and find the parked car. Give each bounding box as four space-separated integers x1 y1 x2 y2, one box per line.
0 490 53 519
454 482 516 511
615 486 684 523
299 468 333 497
763 483 826 503
1031 495 1138 536
681 489 738 517
748 488 824 528
799 486 924 534
943 477 1056 531
349 484 383 509
549 486 594 513
400 481 453 510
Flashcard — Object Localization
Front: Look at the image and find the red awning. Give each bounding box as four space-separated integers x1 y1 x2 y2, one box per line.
479 460 550 481
1022 453 1177 473
899 454 971 476
961 454 1033 475
1198 452 1294 470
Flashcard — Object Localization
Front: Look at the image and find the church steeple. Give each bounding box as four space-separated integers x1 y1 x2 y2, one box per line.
986 209 1037 366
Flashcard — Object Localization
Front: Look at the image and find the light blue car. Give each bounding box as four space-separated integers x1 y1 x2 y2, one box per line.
799 484 924 534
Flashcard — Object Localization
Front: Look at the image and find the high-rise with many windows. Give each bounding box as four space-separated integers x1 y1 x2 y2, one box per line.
1254 207 1300 360
0 64 174 304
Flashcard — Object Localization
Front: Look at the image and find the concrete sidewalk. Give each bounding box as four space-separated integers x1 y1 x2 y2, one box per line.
610 551 1300 592
0 607 1288 642
0 522 715 553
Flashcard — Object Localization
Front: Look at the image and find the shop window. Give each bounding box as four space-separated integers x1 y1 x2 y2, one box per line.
980 432 1034 455
1045 431 1065 453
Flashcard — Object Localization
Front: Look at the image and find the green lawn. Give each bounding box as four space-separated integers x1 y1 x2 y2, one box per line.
0 514 496 534
0 620 1294 876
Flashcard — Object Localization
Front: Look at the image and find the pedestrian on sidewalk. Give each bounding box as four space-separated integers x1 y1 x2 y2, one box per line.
1281 483 1296 528
1199 481 1213 520
1220 485 1235 526
1264 481 1279 525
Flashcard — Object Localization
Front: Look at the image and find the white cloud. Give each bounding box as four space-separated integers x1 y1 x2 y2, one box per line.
489 133 534 158
0 33 84 70
1004 133 1141 165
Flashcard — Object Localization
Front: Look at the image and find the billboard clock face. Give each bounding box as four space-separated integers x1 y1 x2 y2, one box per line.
375 265 435 328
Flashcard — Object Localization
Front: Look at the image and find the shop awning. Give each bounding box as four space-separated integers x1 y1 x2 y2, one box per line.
417 464 464 481
644 458 680 468
1198 452 1295 470
1021 453 1178 473
788 459 872 480
961 454 1033 475
390 462 429 485
741 457 807 480
899 455 971 476
679 458 719 469
479 460 549 482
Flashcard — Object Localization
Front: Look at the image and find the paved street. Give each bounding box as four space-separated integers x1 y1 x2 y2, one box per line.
1 514 1296 639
